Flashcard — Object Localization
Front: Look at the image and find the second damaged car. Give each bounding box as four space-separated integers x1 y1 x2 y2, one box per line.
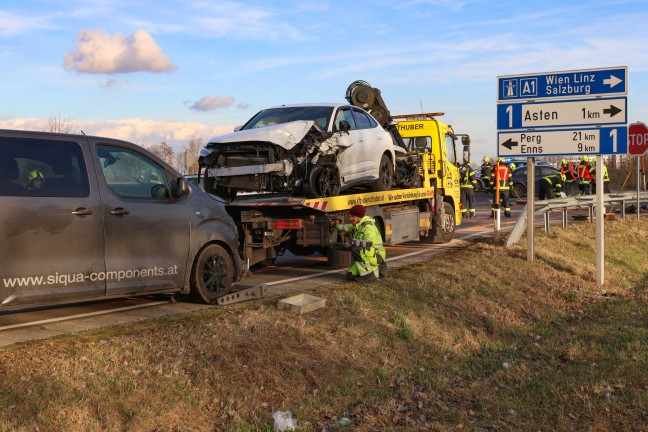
198 104 400 199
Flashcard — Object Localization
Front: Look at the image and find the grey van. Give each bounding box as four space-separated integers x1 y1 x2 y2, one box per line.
0 130 245 311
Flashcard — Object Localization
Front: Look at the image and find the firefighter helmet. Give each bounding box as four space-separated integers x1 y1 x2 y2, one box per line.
29 169 45 182
483 157 490 163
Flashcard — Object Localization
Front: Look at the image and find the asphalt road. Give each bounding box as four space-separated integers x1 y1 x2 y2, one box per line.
0 193 567 347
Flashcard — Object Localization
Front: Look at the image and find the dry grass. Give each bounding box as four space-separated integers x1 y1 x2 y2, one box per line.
1 219 647 431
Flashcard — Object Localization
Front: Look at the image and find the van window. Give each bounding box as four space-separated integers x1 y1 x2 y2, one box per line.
0 137 89 197
97 145 169 198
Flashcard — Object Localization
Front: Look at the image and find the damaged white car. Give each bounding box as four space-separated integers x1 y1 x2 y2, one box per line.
198 104 401 200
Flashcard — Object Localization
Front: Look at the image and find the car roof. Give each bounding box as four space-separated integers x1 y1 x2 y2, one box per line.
263 103 348 110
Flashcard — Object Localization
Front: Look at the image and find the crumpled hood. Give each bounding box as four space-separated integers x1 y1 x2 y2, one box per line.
205 120 315 151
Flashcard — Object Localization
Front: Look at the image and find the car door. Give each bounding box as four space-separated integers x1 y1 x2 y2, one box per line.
91 141 191 296
332 107 366 183
0 133 105 308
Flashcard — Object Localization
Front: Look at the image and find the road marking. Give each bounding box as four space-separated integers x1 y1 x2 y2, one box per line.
0 300 168 331
263 228 501 287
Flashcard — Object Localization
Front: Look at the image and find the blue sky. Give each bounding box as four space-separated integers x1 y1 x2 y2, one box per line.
1 0 647 161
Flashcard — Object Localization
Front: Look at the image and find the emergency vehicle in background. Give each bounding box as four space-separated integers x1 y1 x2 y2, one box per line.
200 82 470 268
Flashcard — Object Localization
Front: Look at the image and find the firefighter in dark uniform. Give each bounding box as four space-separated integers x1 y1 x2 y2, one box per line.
538 173 565 200
459 157 477 218
480 157 493 192
491 158 512 218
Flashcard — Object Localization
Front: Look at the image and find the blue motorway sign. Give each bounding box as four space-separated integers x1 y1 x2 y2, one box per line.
497 97 627 130
497 66 627 102
497 126 628 157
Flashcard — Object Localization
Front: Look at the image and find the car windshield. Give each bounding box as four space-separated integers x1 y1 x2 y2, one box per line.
240 106 334 131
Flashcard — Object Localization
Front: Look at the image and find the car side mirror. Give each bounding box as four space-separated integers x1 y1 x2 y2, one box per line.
338 120 351 132
175 177 189 198
233 125 242 132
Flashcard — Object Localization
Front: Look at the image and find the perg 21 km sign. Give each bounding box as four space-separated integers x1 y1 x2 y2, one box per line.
497 66 627 102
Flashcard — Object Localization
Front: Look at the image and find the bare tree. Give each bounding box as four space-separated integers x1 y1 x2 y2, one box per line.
147 142 175 166
42 114 74 134
183 136 203 174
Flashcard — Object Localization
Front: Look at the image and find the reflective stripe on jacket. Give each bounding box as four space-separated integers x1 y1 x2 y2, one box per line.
493 163 512 190
577 163 592 184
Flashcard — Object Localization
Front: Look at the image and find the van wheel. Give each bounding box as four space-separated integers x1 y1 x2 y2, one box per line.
190 244 234 304
372 154 394 191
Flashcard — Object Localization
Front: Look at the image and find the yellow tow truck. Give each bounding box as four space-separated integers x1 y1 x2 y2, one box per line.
222 107 469 268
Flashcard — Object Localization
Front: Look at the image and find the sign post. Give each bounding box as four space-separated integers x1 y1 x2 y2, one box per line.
496 67 628 285
628 122 648 220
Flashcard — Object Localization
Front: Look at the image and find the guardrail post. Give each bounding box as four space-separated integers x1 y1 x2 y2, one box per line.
562 208 568 228
588 205 594 223
544 212 550 233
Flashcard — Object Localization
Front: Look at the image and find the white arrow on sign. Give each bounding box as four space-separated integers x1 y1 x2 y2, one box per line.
603 75 623 88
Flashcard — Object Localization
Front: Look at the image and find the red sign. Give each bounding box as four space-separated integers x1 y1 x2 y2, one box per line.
628 122 648 155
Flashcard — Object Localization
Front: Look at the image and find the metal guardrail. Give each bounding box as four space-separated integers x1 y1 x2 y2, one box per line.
506 191 648 247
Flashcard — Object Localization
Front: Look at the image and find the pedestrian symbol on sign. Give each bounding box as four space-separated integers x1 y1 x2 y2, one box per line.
520 78 538 97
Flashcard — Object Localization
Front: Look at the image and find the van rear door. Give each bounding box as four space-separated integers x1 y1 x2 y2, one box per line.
0 134 105 308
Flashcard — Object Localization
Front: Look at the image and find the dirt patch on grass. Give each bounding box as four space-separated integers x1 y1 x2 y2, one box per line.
1 219 647 431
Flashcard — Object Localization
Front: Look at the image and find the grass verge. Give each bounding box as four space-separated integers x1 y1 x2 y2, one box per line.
0 218 646 431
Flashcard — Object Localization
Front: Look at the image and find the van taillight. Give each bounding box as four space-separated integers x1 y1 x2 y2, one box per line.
271 219 303 230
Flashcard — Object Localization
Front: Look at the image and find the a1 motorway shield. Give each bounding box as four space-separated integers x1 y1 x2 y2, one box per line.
497 66 627 102
498 126 628 157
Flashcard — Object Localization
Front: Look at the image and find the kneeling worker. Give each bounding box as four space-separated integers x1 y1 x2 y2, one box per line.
538 173 565 200
334 204 386 282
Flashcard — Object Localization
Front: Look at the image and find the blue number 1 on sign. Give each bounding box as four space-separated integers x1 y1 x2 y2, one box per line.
497 66 627 102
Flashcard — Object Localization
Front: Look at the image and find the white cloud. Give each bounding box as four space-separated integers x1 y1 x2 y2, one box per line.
63 29 176 74
0 11 52 36
0 117 234 152
189 95 235 112
191 1 306 41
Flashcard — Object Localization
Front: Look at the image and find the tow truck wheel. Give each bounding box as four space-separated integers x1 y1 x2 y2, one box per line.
190 244 234 304
439 201 456 243
424 201 455 244
371 154 394 191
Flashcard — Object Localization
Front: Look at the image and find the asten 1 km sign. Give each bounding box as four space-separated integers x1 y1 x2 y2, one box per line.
628 122 648 155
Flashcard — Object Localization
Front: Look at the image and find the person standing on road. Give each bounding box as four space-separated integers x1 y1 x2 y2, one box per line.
538 173 565 200
334 204 386 283
576 156 593 195
589 159 611 193
491 158 512 218
459 158 477 218
480 157 493 192
559 159 578 196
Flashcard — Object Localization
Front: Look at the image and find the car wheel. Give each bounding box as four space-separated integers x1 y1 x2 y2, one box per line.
511 184 526 198
190 244 234 304
371 154 394 191
474 181 483 193
309 164 340 198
